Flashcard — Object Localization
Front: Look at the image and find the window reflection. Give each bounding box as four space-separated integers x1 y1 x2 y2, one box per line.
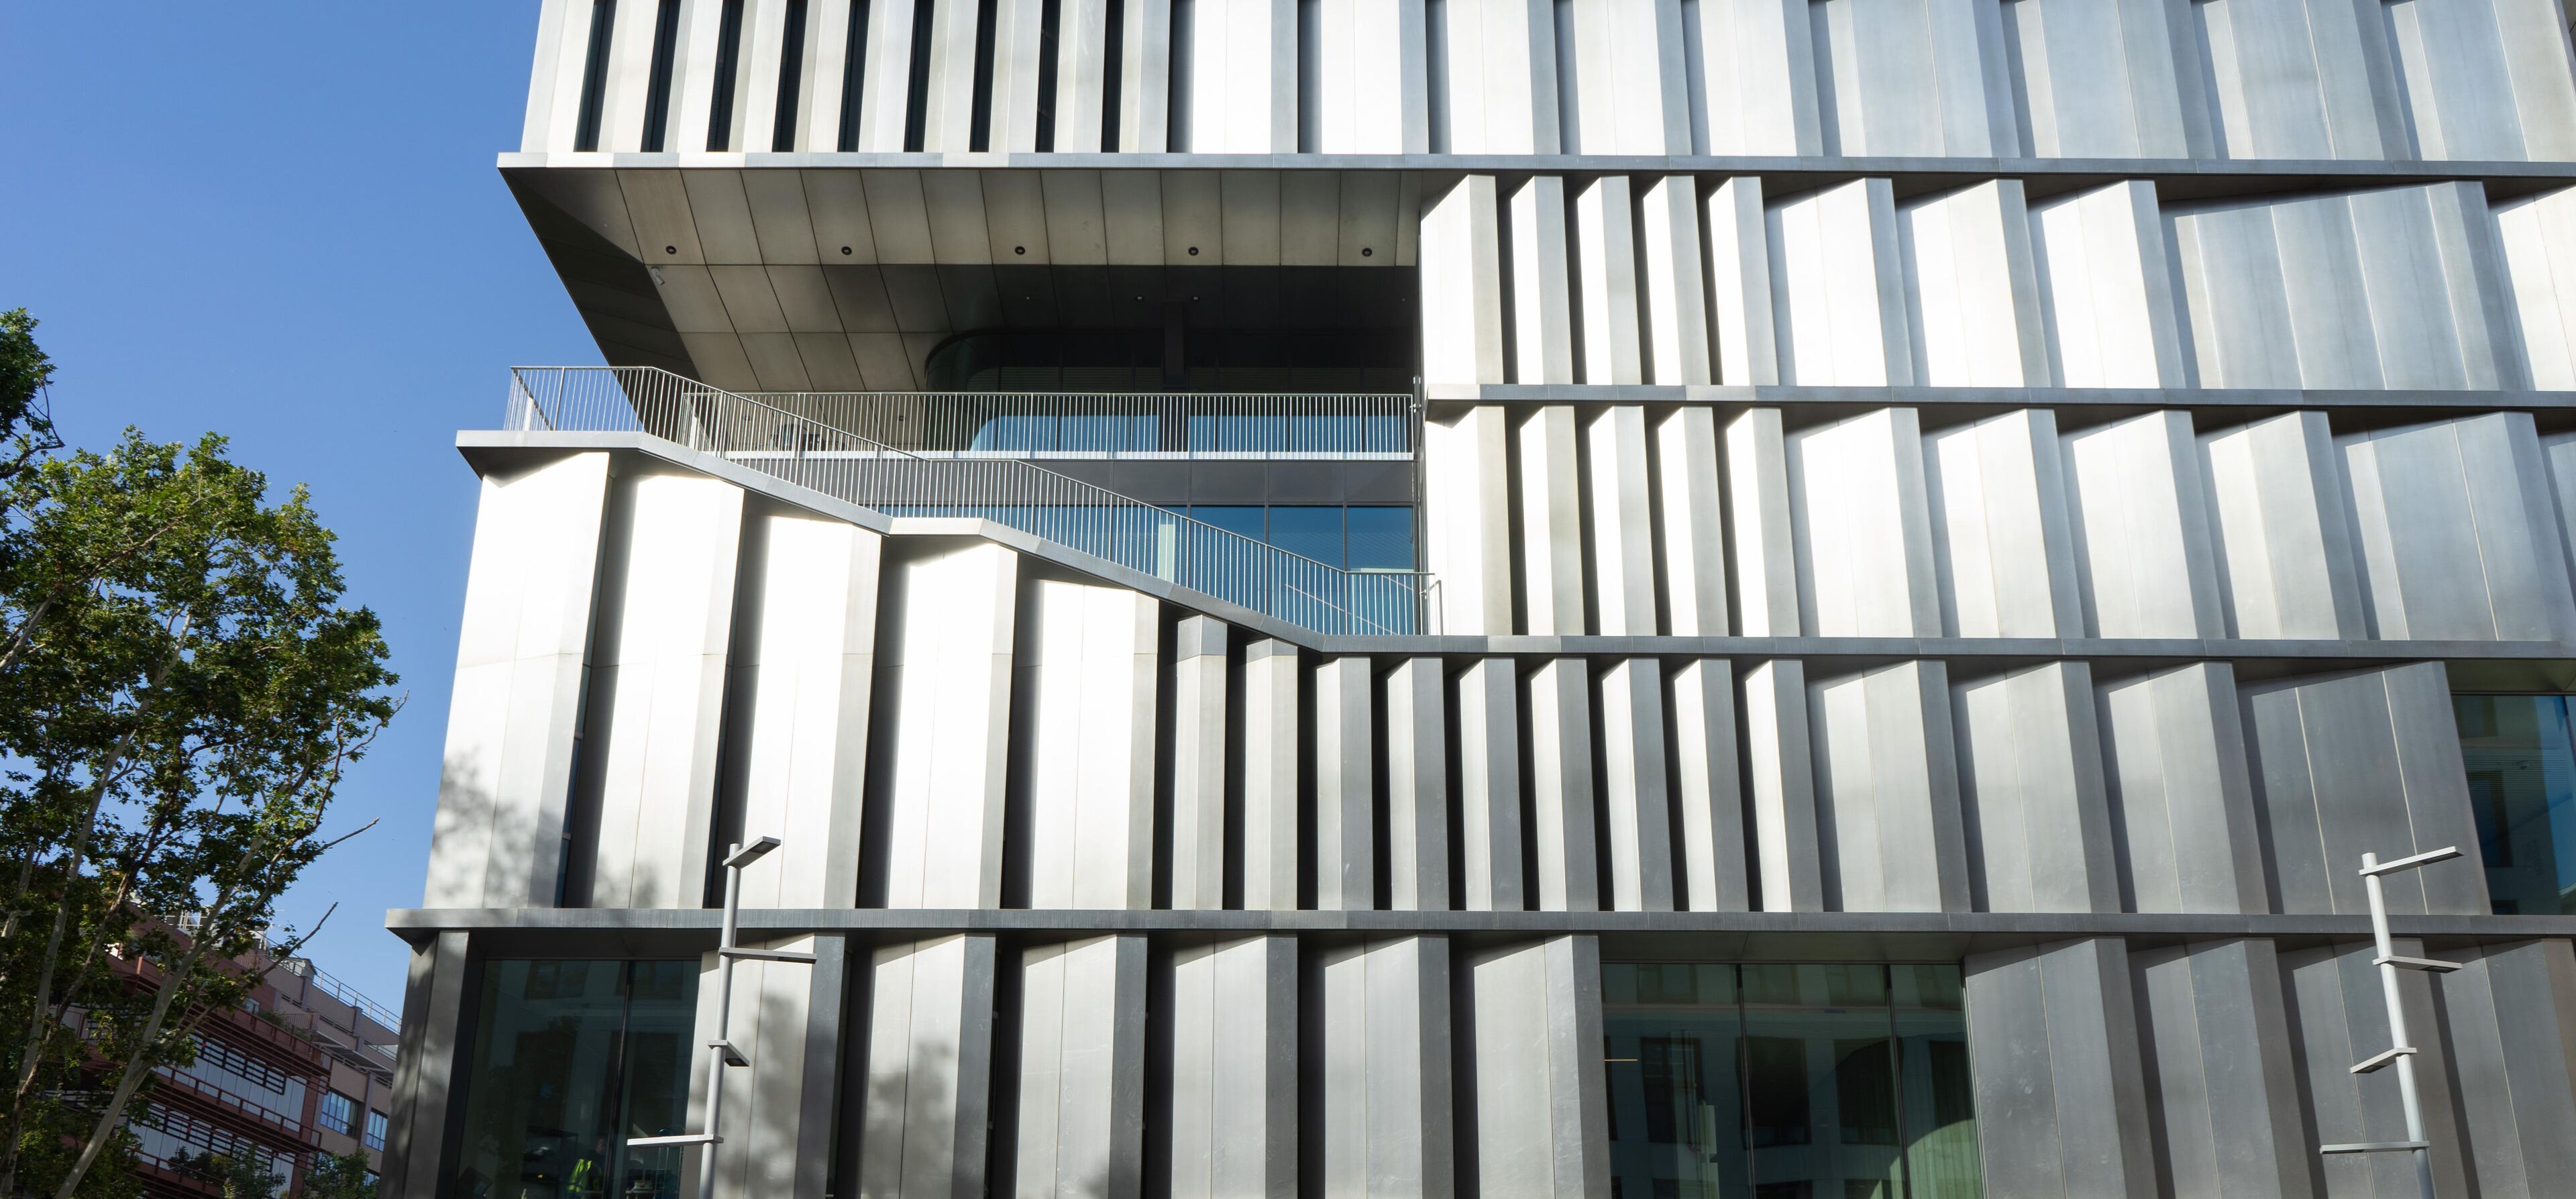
2452 694 2576 914
1605 963 1981 1199
449 960 699 1199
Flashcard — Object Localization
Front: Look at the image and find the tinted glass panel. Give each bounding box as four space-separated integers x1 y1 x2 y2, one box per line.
1605 963 1980 1199
449 960 699 1199
1265 506 1344 567
1345 507 1415 571
2453 694 2576 914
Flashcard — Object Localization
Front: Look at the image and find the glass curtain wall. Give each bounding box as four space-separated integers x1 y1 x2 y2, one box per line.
447 960 698 1199
1604 963 1980 1199
2453 694 2576 914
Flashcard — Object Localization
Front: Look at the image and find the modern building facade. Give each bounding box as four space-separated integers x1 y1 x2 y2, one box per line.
384 0 2576 1194
107 935 400 1196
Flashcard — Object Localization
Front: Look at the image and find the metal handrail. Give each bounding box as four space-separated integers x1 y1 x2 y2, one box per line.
733 389 1414 458
504 367 1438 636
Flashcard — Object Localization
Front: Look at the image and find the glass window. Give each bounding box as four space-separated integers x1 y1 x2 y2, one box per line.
1344 507 1415 571
319 1090 354 1135
2452 694 2576 914
364 1108 388 1152
1604 963 1982 1199
449 960 700 1199
1265 507 1344 567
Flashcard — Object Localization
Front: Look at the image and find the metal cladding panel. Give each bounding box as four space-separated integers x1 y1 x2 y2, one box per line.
1169 616 1230 910
2435 939 2576 1194
1766 178 1913 386
1313 656 1377 910
2283 939 2476 1196
1896 180 2049 387
1742 659 1825 913
2096 663 2267 915
1463 937 1607 1198
1785 408 1941 637
862 935 999 1199
734 513 881 910
1242 639 1303 911
877 541 1020 910
2199 411 2367 641
2241 663 2489 917
578 470 746 910
1425 406 1513 635
1012 936 1148 1198
1167 936 1298 1199
2339 411 2576 643
1595 660 1676 913
1456 658 1527 913
428 452 612 909
1806 660 1972 913
1018 578 1159 910
1669 659 1750 913
1385 659 1452 910
1313 937 1455 1198
1924 409 2082 639
2129 939 2312 1198
1518 406 1587 635
1951 662 2118 915
1527 660 1601 913
702 936 845 1199
2029 180 2185 388
2059 410 2224 639
1965 938 2157 1198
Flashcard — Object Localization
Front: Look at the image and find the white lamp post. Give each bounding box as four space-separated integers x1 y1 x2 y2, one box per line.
626 837 815 1199
2318 845 2463 1199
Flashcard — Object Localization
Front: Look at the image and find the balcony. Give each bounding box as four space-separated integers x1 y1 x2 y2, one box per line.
504 368 1437 635
733 390 1415 460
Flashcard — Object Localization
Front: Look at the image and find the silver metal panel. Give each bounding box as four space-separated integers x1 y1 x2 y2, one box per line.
1038 170 1110 265
920 169 997 264
621 169 709 264
1654 406 1729 635
1385 659 1452 910
1220 170 1283 266
1242 639 1301 911
1012 936 1146 1198
1315 937 1455 1198
1170 616 1230 910
1456 658 1526 912
1464 937 1608 1197
1527 659 1600 913
877 541 1020 909
859 170 937 263
861 935 998 1199
1099 169 1166 264
1314 656 1376 910
1581 405 1656 635
1805 660 1970 913
1019 578 1158 910
1424 405 1513 633
1517 406 1586 633
708 264 792 332
682 170 763 262
1574 175 1643 384
734 513 879 910
1595 660 1676 913
977 169 1050 264
1279 170 1342 266
1965 938 2157 1197
1669 659 1748 912
1741 659 1823 912
576 470 745 910
1167 936 1297 1198
1951 662 2117 915
2095 662 2267 915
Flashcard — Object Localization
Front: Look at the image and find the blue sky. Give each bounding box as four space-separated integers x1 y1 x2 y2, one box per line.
3 5 597 1006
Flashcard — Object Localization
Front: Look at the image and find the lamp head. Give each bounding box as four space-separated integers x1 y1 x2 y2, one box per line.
724 837 784 870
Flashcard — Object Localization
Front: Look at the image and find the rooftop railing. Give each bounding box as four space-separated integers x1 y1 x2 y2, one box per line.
737 390 1415 459
506 367 1436 635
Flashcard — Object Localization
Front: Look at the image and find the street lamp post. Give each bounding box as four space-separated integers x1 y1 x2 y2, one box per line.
625 837 815 1199
2318 845 2463 1199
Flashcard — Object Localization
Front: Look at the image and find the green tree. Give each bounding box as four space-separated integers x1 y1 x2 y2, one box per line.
298 1151 376 1199
0 314 398 1199
0 309 62 488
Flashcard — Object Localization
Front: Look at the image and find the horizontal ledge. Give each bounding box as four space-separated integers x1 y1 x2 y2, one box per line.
386 906 2576 942
2320 1141 2430 1154
495 152 2576 188
1424 383 2576 411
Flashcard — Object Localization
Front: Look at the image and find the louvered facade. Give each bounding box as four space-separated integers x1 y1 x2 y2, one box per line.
380 1 2576 1195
